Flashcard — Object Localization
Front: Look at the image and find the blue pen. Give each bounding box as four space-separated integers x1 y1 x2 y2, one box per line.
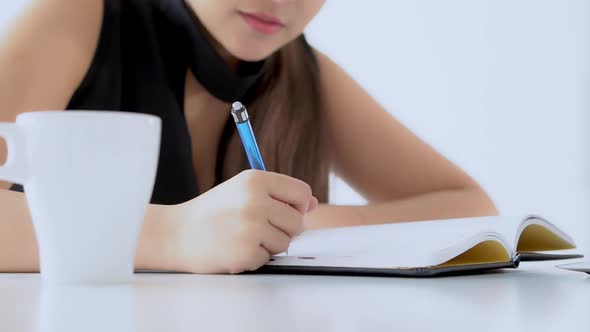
232 102 292 256
231 101 266 171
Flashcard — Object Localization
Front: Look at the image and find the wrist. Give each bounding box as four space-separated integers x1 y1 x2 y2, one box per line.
135 203 180 271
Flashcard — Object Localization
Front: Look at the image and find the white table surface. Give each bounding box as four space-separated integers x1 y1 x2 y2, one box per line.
1 261 589 332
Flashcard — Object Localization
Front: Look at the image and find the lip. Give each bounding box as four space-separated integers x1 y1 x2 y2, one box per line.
238 11 285 35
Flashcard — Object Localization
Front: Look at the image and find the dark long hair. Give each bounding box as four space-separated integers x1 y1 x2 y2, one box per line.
224 35 331 203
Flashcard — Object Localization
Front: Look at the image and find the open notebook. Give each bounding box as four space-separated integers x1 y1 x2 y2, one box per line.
258 215 582 277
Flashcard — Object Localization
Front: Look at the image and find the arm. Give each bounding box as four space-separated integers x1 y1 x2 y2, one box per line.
305 50 498 230
0 0 173 272
0 0 103 188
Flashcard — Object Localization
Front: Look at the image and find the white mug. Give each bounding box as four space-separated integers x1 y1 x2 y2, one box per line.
0 111 161 284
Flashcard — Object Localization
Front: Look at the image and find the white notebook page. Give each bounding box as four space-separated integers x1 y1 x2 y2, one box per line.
273 216 521 268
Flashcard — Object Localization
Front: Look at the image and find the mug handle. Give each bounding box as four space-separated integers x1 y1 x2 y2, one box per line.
0 123 27 184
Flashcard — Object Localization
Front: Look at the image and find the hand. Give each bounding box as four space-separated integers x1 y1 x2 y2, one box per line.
166 170 318 274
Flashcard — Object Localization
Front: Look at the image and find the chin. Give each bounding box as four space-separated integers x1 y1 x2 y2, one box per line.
224 38 279 62
234 51 272 62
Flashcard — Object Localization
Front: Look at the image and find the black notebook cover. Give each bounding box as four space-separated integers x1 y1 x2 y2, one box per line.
253 257 521 278
518 252 584 261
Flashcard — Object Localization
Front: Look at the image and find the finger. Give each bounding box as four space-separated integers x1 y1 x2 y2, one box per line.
246 245 272 272
266 198 305 238
307 196 319 212
264 172 313 214
258 221 292 255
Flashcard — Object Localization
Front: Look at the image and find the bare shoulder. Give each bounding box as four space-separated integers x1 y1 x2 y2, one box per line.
0 0 104 189
310 47 390 132
312 48 347 87
311 48 376 113
0 0 104 120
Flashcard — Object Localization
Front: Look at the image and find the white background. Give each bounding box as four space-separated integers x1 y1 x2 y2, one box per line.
306 0 590 252
1 1 588 252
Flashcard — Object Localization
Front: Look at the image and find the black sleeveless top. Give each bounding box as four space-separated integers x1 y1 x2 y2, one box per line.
11 0 267 204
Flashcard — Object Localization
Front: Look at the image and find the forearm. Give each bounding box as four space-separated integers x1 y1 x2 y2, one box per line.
305 188 499 230
0 190 39 272
135 203 179 271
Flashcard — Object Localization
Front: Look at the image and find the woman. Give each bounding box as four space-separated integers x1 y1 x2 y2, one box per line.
0 0 497 274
